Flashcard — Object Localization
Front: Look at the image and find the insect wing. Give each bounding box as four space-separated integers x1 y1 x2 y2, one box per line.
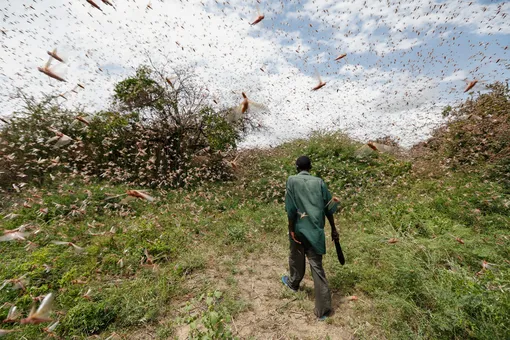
48 62 68 80
5 305 20 321
44 55 54 69
52 241 69 246
47 320 59 332
34 293 54 319
248 100 267 110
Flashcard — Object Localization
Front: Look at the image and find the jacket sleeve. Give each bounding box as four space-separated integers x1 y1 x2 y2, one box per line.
322 180 338 216
285 178 297 220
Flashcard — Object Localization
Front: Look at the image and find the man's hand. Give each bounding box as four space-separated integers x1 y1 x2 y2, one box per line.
288 217 301 244
331 228 339 242
290 231 302 244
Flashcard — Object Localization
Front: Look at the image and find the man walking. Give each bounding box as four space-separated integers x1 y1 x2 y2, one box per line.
282 156 339 320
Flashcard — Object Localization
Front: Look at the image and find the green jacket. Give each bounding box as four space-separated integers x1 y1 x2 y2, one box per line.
285 171 338 255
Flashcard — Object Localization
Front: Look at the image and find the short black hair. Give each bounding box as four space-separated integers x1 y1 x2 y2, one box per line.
296 156 311 171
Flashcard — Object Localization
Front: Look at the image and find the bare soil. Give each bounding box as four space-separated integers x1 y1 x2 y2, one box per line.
173 245 356 340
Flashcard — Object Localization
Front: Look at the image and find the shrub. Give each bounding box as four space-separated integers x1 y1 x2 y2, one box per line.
60 301 117 336
0 65 264 190
414 82 509 184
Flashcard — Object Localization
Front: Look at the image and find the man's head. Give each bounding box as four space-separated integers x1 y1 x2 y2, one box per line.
296 156 311 172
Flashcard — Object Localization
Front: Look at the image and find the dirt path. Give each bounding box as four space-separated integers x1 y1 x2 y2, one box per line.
231 255 354 340
175 246 356 340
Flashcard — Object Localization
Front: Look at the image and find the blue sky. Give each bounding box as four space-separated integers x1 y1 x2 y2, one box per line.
0 0 508 147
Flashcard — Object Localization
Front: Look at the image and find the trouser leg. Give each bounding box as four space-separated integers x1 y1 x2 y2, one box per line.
288 236 305 290
306 249 332 318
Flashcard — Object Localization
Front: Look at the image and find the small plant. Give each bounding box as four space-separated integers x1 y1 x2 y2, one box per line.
60 301 117 336
180 291 237 340
226 225 246 244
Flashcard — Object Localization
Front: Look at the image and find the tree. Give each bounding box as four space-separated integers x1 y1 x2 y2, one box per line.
0 64 262 189
111 64 250 186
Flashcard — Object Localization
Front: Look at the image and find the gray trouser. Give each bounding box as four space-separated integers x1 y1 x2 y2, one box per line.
288 237 332 318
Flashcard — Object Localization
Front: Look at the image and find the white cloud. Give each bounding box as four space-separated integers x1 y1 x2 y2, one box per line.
441 70 468 83
0 0 507 150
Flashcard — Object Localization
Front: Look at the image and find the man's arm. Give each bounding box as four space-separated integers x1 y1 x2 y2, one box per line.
288 216 301 244
285 179 301 244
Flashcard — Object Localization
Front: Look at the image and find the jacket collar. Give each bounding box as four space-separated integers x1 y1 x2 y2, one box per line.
298 171 310 176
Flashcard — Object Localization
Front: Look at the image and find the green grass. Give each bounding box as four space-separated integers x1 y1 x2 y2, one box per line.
1 132 509 339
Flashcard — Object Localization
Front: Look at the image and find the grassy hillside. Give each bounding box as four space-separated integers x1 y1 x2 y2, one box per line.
1 128 509 339
0 80 509 340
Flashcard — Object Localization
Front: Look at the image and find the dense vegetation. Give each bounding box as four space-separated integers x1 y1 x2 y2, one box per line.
0 66 260 191
0 84 508 339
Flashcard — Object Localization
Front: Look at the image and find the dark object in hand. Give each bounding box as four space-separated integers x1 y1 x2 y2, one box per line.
335 240 345 265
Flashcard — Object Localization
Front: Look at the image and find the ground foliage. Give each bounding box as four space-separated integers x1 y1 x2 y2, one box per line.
413 82 510 188
0 86 509 339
